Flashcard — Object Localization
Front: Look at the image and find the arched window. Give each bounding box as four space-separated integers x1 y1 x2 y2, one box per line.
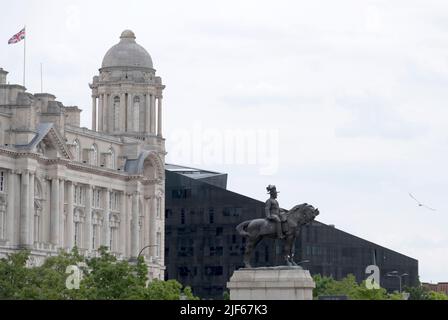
73 139 80 161
133 96 140 131
113 96 120 131
91 144 98 166
109 147 115 169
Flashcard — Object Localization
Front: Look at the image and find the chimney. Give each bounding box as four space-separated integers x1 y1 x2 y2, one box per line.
0 68 8 84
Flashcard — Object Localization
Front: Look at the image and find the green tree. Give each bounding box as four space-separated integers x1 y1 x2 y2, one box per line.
313 274 402 300
0 248 198 300
427 291 448 300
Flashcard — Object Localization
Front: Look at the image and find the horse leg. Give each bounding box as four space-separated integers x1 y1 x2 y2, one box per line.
243 236 262 268
290 239 298 266
282 237 292 266
282 235 297 266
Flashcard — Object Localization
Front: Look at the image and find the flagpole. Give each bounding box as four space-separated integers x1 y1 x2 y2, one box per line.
23 26 26 87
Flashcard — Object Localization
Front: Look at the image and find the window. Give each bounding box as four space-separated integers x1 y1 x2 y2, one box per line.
115 192 120 210
74 222 80 246
91 144 98 166
171 189 191 199
92 189 101 208
180 208 185 225
92 224 97 250
0 171 6 192
74 186 84 205
133 96 140 131
73 139 80 161
113 96 120 131
204 266 223 276
156 198 161 218
209 208 214 224
109 191 120 211
109 147 115 169
156 232 161 257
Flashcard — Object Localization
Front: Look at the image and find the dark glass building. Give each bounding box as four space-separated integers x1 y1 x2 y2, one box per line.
165 164 419 299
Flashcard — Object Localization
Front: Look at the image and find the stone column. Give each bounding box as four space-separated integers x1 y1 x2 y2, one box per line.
127 93 133 132
108 94 114 133
131 192 139 258
19 170 30 247
149 196 157 258
91 95 97 131
29 172 35 246
125 193 131 257
157 96 163 137
150 94 156 134
59 179 65 248
144 197 150 257
85 185 93 251
104 189 111 249
120 93 126 132
145 94 150 133
66 182 74 248
6 170 16 244
102 94 108 132
119 192 126 255
98 94 103 131
50 177 60 246
159 193 165 264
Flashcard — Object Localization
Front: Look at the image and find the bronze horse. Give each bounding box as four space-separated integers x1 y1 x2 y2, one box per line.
236 203 319 268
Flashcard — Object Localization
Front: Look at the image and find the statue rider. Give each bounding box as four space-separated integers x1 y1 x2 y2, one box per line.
265 185 285 239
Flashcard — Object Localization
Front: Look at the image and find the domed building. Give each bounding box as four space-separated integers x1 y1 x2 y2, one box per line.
0 31 166 280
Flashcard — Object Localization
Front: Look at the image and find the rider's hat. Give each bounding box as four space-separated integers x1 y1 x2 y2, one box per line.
266 185 279 194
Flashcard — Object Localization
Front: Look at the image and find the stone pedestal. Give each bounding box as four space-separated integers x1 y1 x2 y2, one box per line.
227 267 315 300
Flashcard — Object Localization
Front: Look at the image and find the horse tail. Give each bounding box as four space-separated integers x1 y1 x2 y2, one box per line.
236 220 251 237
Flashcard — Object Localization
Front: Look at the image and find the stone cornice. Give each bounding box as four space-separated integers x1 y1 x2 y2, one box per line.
0 147 163 183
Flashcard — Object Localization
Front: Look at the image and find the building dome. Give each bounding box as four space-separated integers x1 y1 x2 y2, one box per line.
101 30 153 69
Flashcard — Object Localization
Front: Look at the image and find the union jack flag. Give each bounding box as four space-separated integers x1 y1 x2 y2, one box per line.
8 28 25 44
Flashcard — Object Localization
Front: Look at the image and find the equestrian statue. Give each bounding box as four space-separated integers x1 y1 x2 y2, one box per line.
236 185 320 268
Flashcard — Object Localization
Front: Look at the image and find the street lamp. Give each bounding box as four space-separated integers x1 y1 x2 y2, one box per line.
387 271 408 293
137 244 159 259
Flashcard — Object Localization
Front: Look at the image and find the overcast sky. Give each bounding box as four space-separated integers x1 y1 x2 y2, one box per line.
1 0 447 283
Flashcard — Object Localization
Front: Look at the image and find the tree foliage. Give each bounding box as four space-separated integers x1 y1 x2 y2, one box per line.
313 274 447 300
0 248 198 300
405 284 448 300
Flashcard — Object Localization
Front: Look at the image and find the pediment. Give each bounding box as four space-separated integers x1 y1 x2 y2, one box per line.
33 124 72 160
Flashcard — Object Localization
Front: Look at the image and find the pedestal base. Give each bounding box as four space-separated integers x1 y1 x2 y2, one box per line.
227 267 315 300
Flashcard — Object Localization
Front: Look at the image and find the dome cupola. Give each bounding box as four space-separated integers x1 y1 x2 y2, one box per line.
101 30 153 69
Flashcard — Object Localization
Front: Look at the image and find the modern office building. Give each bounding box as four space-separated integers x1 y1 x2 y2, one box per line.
165 165 419 299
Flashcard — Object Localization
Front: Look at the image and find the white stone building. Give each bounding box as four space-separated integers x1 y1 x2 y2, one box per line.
0 30 166 279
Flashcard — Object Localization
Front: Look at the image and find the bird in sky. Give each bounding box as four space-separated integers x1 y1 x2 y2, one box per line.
408 193 437 211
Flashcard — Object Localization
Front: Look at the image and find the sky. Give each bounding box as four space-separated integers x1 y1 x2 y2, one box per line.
1 0 447 283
